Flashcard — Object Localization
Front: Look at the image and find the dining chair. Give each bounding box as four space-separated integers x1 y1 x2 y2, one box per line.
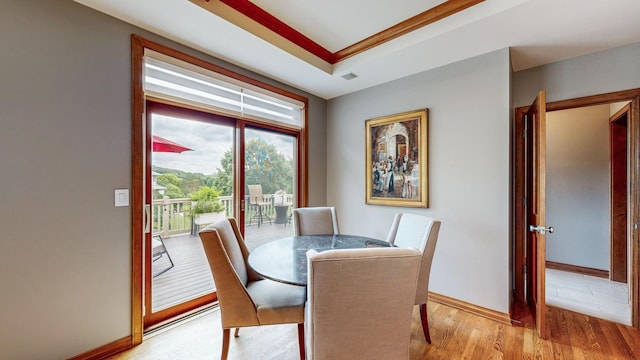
292 206 339 235
305 247 421 360
199 218 306 360
385 213 441 343
247 184 272 227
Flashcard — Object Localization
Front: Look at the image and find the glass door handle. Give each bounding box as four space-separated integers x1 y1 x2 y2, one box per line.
145 204 151 233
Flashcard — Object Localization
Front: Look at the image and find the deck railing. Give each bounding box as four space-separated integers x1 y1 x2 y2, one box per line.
153 194 295 237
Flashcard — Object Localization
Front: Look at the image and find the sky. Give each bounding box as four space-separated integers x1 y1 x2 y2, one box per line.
152 114 294 175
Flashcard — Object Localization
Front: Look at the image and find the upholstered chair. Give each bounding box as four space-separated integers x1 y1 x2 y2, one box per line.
292 207 339 236
386 213 441 343
199 218 306 360
305 247 421 360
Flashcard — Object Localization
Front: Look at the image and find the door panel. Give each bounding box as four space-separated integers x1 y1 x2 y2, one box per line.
525 91 547 338
144 101 234 327
243 127 297 251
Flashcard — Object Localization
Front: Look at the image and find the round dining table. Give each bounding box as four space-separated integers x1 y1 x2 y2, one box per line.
248 234 392 286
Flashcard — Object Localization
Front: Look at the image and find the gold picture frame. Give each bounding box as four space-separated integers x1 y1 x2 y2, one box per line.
365 109 428 207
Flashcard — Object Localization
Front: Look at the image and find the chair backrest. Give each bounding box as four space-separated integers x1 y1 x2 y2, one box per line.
386 213 441 305
151 235 166 258
306 247 421 360
292 207 339 236
199 218 262 328
247 184 264 205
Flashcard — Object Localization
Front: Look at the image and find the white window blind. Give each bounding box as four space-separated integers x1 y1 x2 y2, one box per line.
143 52 304 128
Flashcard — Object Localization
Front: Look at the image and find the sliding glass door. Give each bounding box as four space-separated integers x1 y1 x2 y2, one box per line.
135 43 307 335
144 102 301 329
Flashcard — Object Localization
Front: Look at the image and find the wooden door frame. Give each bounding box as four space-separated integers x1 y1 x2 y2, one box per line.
131 35 309 345
512 89 640 328
610 104 630 283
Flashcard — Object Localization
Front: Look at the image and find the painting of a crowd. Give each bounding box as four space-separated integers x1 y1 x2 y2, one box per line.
370 118 420 199
366 109 428 208
373 154 415 197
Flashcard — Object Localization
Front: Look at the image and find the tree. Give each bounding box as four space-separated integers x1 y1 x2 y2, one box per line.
190 186 225 215
245 139 293 195
211 149 233 195
156 173 184 198
159 139 292 200
153 167 216 197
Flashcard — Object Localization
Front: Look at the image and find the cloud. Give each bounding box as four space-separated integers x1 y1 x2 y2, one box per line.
152 114 294 175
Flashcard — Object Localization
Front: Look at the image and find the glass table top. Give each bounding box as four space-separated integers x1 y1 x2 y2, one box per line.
248 234 392 286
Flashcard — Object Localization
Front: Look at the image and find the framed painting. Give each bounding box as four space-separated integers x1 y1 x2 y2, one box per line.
365 109 428 207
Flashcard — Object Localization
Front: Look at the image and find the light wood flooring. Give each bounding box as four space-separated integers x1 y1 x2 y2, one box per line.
110 301 640 359
546 268 631 325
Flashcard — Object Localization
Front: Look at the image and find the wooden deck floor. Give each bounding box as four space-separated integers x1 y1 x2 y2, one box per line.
152 222 294 311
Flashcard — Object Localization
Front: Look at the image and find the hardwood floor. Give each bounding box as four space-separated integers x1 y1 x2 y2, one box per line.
110 301 640 359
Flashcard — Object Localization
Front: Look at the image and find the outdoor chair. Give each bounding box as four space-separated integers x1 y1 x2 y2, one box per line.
385 213 441 343
152 234 174 277
247 184 272 227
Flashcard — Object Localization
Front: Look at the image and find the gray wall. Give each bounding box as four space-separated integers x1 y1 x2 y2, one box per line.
513 42 640 107
4 0 639 357
514 42 640 274
0 1 326 358
327 49 513 314
546 105 610 270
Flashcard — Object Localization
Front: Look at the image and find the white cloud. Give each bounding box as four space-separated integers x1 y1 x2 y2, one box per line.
152 114 294 175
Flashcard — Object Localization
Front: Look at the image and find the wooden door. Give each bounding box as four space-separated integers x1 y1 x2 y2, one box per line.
525 91 548 338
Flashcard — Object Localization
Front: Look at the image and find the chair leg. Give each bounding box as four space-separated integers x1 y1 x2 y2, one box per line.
255 205 272 227
249 205 272 227
297 323 305 360
420 303 431 344
221 328 231 360
234 327 240 337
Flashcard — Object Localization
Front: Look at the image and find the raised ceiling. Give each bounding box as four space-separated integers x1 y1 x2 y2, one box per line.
74 0 640 99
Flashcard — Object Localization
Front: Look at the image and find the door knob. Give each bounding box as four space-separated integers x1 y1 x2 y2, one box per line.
529 225 554 234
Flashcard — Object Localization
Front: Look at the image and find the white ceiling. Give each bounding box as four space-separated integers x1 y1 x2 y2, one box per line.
74 0 640 100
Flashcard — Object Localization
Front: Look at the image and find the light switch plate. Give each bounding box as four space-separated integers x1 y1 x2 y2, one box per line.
115 189 129 207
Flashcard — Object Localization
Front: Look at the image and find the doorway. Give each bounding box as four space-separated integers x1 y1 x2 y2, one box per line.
142 101 304 330
512 89 640 333
543 103 630 325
